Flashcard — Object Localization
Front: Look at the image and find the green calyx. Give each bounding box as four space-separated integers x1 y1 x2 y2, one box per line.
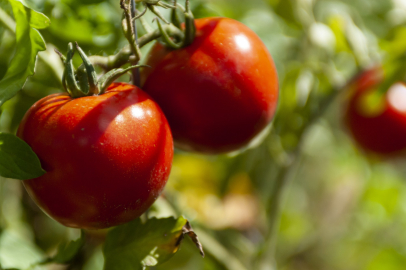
153 0 196 49
57 42 146 98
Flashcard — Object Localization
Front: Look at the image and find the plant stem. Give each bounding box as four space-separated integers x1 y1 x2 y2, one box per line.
256 74 356 270
121 0 142 63
130 0 141 87
139 14 154 33
139 23 184 46
256 155 300 270
82 24 182 71
194 228 249 270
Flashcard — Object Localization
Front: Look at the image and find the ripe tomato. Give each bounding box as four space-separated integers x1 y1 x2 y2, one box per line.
17 83 173 229
142 17 279 154
345 67 406 156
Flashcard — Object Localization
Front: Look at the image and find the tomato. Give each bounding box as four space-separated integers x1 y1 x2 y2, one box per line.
17 83 173 229
345 67 406 156
142 17 279 154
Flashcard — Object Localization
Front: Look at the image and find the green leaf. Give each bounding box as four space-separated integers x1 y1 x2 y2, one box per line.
0 132 45 180
0 0 49 107
192 2 221 19
50 230 85 264
103 217 204 270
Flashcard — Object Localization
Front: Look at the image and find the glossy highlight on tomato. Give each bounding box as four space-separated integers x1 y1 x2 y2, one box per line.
142 17 279 154
17 83 173 229
345 67 406 156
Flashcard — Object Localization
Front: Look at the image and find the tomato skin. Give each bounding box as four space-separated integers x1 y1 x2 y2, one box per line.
345 68 406 155
17 83 173 229
142 17 279 154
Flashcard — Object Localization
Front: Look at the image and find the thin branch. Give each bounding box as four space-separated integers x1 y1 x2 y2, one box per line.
194 228 249 270
130 0 140 87
121 0 142 63
82 24 183 72
256 73 358 270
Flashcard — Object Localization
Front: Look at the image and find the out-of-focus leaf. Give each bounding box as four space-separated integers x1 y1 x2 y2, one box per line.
83 246 104 270
192 2 221 18
329 16 352 53
71 0 105 5
49 230 85 264
0 132 45 180
270 0 301 28
279 65 301 110
381 26 406 58
103 217 204 270
49 17 100 45
0 230 45 269
0 0 48 107
46 3 117 48
366 248 406 270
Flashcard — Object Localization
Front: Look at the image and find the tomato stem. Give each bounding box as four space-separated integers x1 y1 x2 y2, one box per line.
54 49 66 64
75 42 100 95
79 24 183 72
121 0 142 64
138 10 154 33
74 0 194 76
182 0 196 47
58 42 148 98
98 65 148 94
132 2 148 22
171 0 182 29
148 4 170 24
131 0 141 88
156 18 182 49
64 43 86 98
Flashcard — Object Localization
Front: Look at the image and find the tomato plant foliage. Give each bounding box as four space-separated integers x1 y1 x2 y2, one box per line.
104 216 203 270
2 0 406 270
0 132 45 180
0 0 49 106
0 1 200 269
0 0 48 180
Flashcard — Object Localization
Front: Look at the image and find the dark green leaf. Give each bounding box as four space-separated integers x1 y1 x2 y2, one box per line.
0 132 45 180
0 0 49 107
50 230 85 264
272 0 299 27
103 216 204 270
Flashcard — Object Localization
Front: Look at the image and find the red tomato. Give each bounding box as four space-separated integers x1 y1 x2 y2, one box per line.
142 17 279 154
17 83 173 229
345 67 406 155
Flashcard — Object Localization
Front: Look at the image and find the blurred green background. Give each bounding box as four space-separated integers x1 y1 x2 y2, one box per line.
2 0 406 269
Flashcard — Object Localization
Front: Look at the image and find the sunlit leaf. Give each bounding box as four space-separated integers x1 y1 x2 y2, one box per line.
0 230 45 269
0 0 49 107
103 217 204 270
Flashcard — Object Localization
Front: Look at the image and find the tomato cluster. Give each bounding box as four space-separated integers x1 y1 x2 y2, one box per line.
18 17 279 229
345 67 406 156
